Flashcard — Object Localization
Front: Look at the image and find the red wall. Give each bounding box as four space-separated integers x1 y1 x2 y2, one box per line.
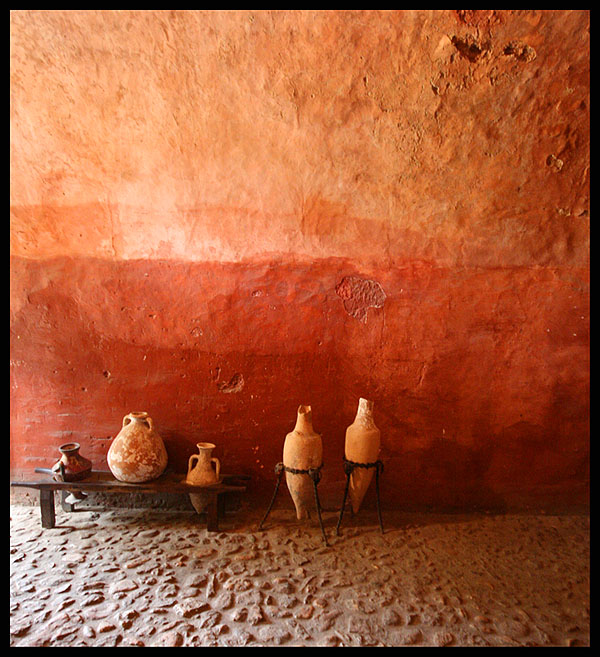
10 10 589 510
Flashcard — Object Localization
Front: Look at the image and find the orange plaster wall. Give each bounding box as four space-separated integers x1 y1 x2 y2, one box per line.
10 10 589 510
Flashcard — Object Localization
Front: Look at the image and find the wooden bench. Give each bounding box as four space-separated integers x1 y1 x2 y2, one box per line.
10 469 250 532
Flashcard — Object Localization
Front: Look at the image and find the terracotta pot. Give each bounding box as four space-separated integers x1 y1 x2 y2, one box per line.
345 398 381 513
107 412 168 483
283 405 323 520
52 442 92 482
185 442 222 514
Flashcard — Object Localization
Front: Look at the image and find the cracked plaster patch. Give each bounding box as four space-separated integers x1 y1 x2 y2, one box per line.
335 276 386 323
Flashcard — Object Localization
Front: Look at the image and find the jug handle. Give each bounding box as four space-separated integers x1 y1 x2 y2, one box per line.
212 457 221 480
52 461 66 482
188 454 199 474
122 414 153 430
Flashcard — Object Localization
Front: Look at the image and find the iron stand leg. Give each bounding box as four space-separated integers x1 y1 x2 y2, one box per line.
309 468 328 546
335 468 352 536
259 463 284 530
336 459 384 536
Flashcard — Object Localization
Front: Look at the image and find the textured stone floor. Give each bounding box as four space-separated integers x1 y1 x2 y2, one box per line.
10 502 590 647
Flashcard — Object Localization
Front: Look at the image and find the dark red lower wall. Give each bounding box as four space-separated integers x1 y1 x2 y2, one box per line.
10 256 589 511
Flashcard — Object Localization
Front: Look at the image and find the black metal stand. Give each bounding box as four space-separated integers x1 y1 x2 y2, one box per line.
259 462 328 545
335 457 384 536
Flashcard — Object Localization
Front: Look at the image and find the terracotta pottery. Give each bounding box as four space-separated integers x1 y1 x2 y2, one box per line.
185 442 222 514
283 405 323 520
51 442 92 482
345 398 381 513
107 412 168 483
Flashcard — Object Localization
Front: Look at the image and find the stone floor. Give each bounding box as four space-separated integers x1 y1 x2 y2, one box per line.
10 500 590 647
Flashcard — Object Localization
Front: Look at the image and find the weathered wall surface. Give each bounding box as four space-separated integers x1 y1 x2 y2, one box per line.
10 10 589 510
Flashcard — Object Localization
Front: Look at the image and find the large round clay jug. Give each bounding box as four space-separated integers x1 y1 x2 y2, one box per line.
345 398 381 513
283 405 323 520
107 412 168 483
185 442 221 514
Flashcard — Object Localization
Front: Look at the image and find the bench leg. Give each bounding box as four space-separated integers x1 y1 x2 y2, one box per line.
206 495 219 532
217 492 226 518
61 490 74 512
40 489 55 528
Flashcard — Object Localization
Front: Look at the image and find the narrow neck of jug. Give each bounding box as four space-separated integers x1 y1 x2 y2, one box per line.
355 398 375 427
294 405 314 434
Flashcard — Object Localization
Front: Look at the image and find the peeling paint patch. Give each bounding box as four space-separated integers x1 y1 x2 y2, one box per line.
335 276 386 323
503 41 536 63
450 35 491 63
218 372 245 393
546 154 564 172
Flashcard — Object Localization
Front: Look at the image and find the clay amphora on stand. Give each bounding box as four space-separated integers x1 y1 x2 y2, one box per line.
52 442 92 482
185 442 222 514
107 412 168 483
345 398 381 513
283 405 323 520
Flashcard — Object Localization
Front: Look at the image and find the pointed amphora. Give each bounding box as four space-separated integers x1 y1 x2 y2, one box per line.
283 405 323 520
345 398 381 513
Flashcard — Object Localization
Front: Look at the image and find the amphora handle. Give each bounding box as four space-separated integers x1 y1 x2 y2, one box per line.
123 413 153 430
188 454 199 475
